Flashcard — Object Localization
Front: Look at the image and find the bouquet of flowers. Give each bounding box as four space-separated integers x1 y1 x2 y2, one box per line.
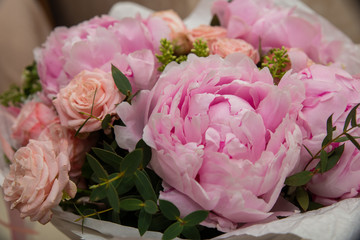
1 0 360 239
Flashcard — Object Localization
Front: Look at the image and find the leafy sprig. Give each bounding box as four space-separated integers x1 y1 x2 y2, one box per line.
0 62 41 107
261 46 290 84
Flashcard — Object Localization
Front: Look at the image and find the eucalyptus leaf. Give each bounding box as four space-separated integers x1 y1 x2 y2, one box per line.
103 141 116 153
107 183 120 212
90 185 108 202
92 147 123 169
138 208 152 236
285 171 313 187
183 210 209 227
325 144 344 171
134 170 157 202
120 149 143 177
101 114 112 130
159 200 180 221
120 198 143 211
116 176 135 195
86 153 108 180
181 226 201 240
144 200 158 215
162 222 183 240
111 64 132 96
135 139 152 169
296 187 309 211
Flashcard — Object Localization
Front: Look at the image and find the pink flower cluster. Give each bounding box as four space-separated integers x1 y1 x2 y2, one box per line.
2 0 360 233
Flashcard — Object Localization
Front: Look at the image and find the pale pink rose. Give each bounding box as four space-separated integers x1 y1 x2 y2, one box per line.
38 120 95 180
2 139 77 224
211 0 342 64
153 10 187 39
35 15 170 101
115 53 304 230
208 38 259 63
11 101 58 146
189 25 227 42
295 65 360 204
53 69 124 133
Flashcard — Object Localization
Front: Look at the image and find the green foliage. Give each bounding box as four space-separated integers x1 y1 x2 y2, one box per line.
191 39 210 57
261 46 290 84
0 62 41 107
111 64 132 97
285 171 313 187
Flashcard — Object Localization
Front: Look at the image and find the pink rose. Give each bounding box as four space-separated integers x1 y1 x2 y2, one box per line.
115 54 303 230
208 38 259 63
189 25 227 41
35 15 170 101
296 65 360 204
2 139 77 224
153 10 187 39
211 0 342 64
53 69 124 133
11 101 58 146
38 120 95 180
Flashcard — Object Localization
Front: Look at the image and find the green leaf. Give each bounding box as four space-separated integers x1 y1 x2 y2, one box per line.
90 185 108 202
296 187 309 211
144 200 158 215
136 139 152 169
76 88 97 136
302 144 314 158
308 201 324 211
116 176 135 195
138 208 152 236
344 103 360 131
134 170 157 202
325 144 344 171
86 153 108 180
75 116 91 137
322 114 334 147
319 149 328 173
181 226 201 240
162 222 183 240
111 64 132 96
120 149 143 177
120 198 143 211
103 141 116 153
101 114 112 130
345 133 360 150
159 200 180 221
92 148 123 169
183 210 209 227
285 171 313 187
334 136 360 142
107 183 120 212
210 14 220 26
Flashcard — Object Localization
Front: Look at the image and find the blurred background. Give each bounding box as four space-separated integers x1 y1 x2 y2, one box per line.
0 0 360 239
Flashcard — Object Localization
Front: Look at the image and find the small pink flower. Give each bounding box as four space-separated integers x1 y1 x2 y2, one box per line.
2 139 77 224
11 101 58 146
53 69 124 133
208 38 259 63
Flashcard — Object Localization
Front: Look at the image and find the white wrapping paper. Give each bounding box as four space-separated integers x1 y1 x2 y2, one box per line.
1 1 360 239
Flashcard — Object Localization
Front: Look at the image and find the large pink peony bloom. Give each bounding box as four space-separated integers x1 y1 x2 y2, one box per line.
296 65 360 205
211 0 342 64
115 54 304 230
35 15 170 101
11 101 58 146
53 69 124 133
2 139 77 224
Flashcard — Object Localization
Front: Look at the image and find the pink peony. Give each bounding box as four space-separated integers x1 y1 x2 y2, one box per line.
211 0 342 64
115 54 304 230
53 69 124 133
35 15 170 101
208 38 259 63
11 101 58 146
296 64 360 204
2 139 77 224
153 10 187 39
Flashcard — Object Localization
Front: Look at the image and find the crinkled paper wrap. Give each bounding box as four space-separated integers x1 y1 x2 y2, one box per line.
1 0 360 239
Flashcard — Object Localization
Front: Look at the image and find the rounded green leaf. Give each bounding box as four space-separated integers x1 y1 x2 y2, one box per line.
296 187 309 211
159 200 180 221
111 64 132 96
284 171 313 187
138 208 152 236
120 198 143 211
162 222 183 240
183 210 209 226
144 200 158 215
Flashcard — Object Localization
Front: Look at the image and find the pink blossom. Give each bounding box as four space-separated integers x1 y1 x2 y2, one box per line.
53 69 124 133
11 101 58 146
296 65 360 204
35 15 170 101
153 10 187 39
2 139 77 224
115 54 304 230
211 0 342 64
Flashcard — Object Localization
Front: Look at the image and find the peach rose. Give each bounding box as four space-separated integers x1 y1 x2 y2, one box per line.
2 139 77 224
208 38 259 63
11 101 58 146
53 69 124 133
153 10 187 39
189 25 227 42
